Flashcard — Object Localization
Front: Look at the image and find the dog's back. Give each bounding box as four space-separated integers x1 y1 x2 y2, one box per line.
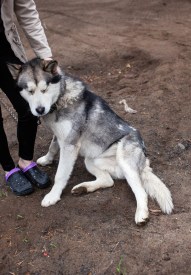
77 88 145 157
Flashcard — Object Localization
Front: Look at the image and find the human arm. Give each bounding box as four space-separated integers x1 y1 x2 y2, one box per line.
14 0 52 59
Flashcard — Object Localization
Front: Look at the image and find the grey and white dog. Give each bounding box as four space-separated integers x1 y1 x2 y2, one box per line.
17 58 173 225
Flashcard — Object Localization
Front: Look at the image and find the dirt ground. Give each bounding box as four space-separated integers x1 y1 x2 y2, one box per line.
0 0 191 274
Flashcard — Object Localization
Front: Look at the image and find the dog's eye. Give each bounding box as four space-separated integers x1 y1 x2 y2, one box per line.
41 88 47 93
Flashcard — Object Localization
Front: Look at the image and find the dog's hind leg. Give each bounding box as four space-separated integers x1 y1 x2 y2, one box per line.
117 139 149 225
37 135 59 166
71 157 114 195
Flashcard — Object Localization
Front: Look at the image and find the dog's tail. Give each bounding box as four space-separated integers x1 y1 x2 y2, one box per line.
141 159 174 214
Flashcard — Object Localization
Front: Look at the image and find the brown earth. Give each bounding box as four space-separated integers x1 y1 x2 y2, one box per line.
0 0 191 274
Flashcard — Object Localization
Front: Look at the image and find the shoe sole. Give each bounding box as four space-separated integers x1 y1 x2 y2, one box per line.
12 187 34 196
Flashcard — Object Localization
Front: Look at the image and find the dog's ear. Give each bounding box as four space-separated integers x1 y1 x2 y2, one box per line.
43 60 58 74
7 63 22 80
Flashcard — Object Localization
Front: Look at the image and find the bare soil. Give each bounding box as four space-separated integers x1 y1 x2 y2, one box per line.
0 0 191 274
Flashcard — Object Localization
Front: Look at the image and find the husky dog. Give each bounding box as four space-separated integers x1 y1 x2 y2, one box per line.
17 58 173 225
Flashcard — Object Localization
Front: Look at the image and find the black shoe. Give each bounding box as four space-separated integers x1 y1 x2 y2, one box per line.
6 167 34 196
22 162 51 189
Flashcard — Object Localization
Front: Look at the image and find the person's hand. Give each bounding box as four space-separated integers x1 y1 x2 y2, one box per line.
44 57 53 61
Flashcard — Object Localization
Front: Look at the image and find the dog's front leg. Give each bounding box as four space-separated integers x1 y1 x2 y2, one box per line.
41 144 79 207
37 135 59 166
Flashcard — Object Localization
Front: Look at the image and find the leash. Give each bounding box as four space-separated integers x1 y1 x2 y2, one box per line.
0 95 18 122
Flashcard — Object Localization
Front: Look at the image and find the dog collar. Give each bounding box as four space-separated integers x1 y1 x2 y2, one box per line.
49 103 57 114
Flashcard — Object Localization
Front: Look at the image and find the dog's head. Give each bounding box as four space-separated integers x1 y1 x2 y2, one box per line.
17 58 64 116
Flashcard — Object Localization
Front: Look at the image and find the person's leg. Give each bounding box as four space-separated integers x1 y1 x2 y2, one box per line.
0 60 35 195
0 61 38 168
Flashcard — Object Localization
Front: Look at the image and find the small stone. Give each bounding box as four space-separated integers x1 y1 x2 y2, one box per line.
162 254 171 261
178 143 185 150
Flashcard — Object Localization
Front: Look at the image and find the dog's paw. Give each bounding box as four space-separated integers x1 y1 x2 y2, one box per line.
41 192 61 207
71 182 99 194
37 155 53 166
135 208 149 226
71 185 88 195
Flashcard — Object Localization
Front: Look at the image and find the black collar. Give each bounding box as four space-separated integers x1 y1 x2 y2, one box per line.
49 103 57 114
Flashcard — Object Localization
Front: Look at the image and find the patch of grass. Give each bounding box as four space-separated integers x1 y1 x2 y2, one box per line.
15 226 23 233
116 256 127 275
0 189 7 198
50 242 57 248
22 237 29 243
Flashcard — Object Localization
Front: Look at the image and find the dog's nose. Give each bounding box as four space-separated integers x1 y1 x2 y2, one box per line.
36 106 45 115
